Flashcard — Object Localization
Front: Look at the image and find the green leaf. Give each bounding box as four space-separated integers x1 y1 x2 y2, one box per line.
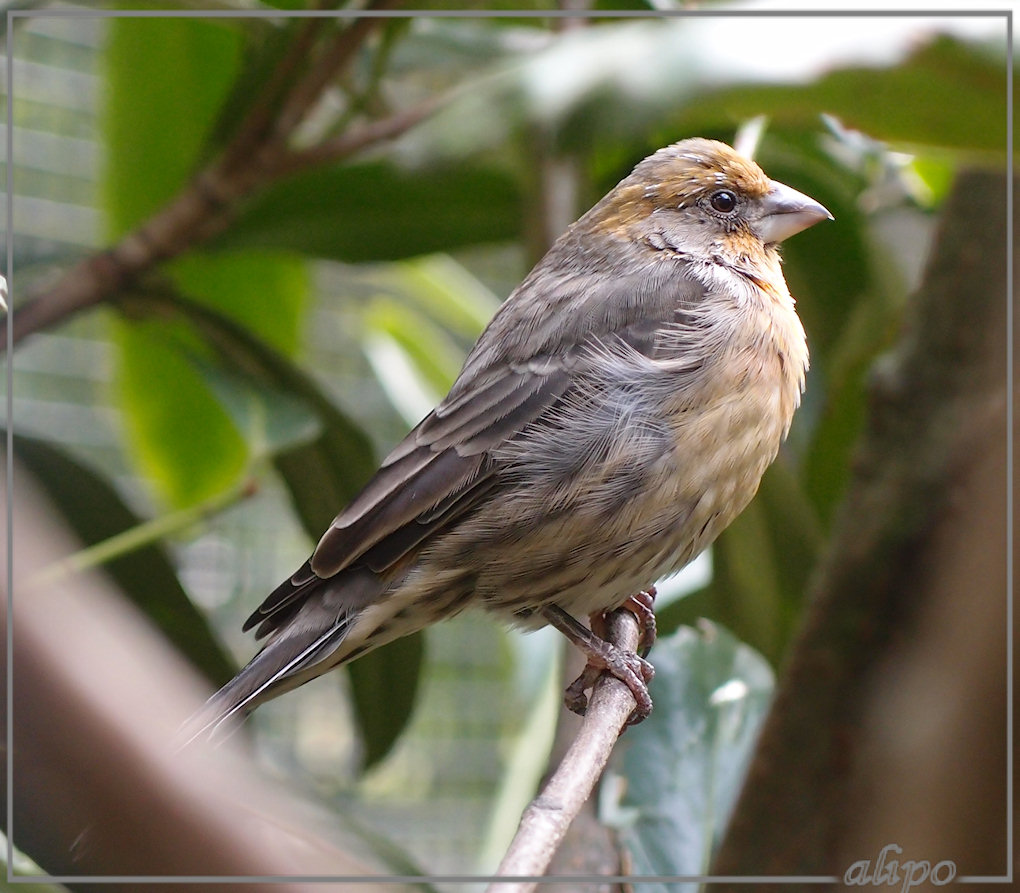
210 161 523 263
171 251 309 357
9 430 236 687
692 35 1006 157
102 15 243 236
363 299 465 399
403 22 1003 167
602 623 774 885
112 251 310 509
103 12 311 509
384 254 500 341
347 633 425 771
802 291 901 524
112 315 250 508
116 290 424 760
117 286 376 529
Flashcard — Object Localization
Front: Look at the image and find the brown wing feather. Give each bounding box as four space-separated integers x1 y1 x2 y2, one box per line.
310 365 572 577
242 366 574 636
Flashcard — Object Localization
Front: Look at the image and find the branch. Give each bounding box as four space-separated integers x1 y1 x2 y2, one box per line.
272 93 444 177
488 609 640 892
3 464 408 885
267 0 402 150
4 4 424 349
709 167 1009 879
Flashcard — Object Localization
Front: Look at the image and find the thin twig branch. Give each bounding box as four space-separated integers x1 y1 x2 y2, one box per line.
271 0 402 145
272 93 444 177
217 14 332 174
488 610 640 892
4 3 424 350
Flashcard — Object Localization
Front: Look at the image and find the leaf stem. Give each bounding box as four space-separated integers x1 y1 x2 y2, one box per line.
28 477 259 588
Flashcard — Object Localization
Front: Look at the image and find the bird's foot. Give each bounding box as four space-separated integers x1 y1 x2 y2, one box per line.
542 596 657 726
564 644 654 725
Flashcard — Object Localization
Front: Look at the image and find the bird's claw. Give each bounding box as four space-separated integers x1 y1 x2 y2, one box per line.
563 632 655 726
542 595 658 725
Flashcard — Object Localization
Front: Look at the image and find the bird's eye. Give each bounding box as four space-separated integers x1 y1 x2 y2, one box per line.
709 190 738 213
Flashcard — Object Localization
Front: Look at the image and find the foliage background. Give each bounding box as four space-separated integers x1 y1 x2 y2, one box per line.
2 2 1009 886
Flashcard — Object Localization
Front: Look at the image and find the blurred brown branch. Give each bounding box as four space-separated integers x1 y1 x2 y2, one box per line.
0 464 415 890
2 1 436 350
710 167 1010 884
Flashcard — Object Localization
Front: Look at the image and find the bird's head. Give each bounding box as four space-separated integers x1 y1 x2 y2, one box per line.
588 138 832 261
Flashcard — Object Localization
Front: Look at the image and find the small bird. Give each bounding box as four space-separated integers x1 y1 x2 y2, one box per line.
195 138 831 737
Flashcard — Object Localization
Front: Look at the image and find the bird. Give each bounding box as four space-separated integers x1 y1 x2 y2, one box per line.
191 137 831 739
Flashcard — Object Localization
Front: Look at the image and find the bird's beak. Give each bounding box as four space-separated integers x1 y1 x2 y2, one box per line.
754 180 833 244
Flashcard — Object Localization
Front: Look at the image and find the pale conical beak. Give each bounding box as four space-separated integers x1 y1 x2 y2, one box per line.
754 180 833 244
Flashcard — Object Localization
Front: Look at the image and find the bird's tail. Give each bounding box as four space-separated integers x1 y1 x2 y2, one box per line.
176 615 356 747
178 568 386 747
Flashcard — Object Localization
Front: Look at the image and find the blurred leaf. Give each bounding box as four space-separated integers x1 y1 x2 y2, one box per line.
803 289 902 524
602 622 774 887
399 21 1004 166
694 35 1006 157
360 254 498 424
387 254 500 340
118 287 376 533
210 161 523 262
112 316 250 508
184 352 322 457
103 10 311 509
9 430 236 686
364 299 465 397
347 633 425 771
172 252 309 356
909 156 958 206
103 14 243 236
117 290 425 758
112 252 310 508
658 461 823 666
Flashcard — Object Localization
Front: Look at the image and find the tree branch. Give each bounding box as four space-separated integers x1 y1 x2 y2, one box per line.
272 93 444 178
2 464 410 887
709 167 1009 880
488 610 640 892
267 0 402 151
4 3 423 350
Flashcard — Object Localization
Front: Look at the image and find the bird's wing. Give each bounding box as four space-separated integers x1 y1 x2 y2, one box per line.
243 363 575 636
244 261 706 636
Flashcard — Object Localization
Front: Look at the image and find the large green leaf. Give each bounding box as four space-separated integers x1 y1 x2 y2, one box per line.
602 623 774 887
116 286 376 524
102 15 243 236
689 35 1007 157
112 314 251 507
112 253 310 509
103 13 312 509
118 288 422 764
211 160 524 263
347 633 425 771
9 430 236 686
397 20 1004 167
